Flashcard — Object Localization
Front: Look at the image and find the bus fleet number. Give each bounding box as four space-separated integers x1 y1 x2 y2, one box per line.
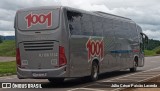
25 12 52 28
86 38 104 62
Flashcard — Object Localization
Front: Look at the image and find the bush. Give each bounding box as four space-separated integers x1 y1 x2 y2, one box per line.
156 49 160 54
144 50 156 56
0 36 3 43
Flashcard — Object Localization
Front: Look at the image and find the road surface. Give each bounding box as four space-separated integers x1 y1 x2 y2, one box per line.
0 57 15 62
0 56 160 91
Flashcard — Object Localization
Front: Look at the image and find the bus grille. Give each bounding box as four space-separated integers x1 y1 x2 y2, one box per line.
23 41 54 51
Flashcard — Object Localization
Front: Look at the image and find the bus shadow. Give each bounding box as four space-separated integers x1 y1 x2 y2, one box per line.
42 70 143 88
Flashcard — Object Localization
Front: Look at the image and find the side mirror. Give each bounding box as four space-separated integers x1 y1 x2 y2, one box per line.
140 32 148 44
145 35 149 44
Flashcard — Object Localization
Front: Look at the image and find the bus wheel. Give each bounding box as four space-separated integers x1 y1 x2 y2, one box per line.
48 78 64 84
90 61 99 81
130 58 138 72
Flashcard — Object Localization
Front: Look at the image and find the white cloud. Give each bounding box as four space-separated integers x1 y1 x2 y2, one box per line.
0 0 61 10
0 20 13 30
0 0 160 40
0 31 15 36
0 9 15 21
144 30 160 40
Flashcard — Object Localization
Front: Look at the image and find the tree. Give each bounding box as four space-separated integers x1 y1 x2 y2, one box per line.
0 35 3 43
147 39 160 50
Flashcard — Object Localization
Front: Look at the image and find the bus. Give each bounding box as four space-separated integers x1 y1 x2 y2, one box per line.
14 6 148 83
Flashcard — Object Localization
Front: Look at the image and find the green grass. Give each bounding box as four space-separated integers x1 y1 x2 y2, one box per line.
144 45 160 56
0 40 16 57
144 50 156 56
0 61 16 75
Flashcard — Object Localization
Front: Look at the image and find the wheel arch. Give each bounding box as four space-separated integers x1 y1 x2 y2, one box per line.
91 58 100 73
133 55 139 66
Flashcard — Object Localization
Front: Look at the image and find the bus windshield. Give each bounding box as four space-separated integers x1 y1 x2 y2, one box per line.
17 9 59 31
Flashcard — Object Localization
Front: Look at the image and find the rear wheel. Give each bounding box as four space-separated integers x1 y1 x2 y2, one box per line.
130 58 138 72
90 61 99 81
48 78 64 84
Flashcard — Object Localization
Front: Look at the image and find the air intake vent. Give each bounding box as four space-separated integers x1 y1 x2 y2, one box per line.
23 41 54 51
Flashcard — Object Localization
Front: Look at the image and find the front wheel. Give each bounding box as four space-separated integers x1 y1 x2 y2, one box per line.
90 62 99 81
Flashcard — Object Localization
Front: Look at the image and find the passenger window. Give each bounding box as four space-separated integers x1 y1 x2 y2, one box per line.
114 19 128 38
92 16 103 36
81 14 93 36
67 11 82 35
129 23 138 40
122 22 131 39
103 18 113 36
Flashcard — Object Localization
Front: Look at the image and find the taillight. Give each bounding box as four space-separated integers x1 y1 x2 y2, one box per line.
16 48 21 67
59 46 67 67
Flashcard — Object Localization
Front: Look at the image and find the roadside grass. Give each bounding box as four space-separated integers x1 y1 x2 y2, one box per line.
0 61 16 76
144 46 160 56
144 50 157 56
144 45 160 56
0 40 16 57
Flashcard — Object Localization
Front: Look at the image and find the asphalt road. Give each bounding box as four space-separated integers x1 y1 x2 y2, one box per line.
0 56 160 91
0 57 15 62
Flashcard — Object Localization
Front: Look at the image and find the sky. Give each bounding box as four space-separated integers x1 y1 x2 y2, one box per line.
0 0 160 40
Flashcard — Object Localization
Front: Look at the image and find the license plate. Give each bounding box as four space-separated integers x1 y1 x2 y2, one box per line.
32 72 47 77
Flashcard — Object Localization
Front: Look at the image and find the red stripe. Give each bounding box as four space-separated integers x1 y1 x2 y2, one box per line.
133 49 139 53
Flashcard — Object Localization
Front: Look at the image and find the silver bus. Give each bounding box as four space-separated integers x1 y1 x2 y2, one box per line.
14 6 148 83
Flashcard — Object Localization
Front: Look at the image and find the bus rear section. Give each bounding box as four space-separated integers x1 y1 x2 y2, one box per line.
14 7 68 79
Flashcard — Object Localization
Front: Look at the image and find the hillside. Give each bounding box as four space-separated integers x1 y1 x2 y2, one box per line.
145 46 160 56
144 39 160 56
147 39 160 50
0 40 16 57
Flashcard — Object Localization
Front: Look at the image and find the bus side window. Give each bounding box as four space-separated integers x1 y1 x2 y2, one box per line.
67 11 82 35
113 19 123 38
103 18 113 37
81 14 93 36
69 24 73 34
92 16 103 36
129 23 139 41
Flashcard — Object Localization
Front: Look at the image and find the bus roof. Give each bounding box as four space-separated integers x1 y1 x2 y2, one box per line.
17 6 134 23
17 6 61 12
63 6 134 23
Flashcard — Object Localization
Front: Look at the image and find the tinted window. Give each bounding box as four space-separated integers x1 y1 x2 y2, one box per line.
122 22 130 38
103 18 113 37
67 11 82 35
113 19 124 37
81 14 93 36
92 16 103 36
129 23 138 40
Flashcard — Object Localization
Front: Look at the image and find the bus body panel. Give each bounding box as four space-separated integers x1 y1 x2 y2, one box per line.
69 36 91 77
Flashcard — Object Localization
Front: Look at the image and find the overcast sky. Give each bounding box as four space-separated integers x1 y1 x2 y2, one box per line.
0 0 160 40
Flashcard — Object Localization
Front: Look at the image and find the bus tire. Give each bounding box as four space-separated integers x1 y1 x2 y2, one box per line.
48 78 64 84
130 58 138 72
90 61 99 81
